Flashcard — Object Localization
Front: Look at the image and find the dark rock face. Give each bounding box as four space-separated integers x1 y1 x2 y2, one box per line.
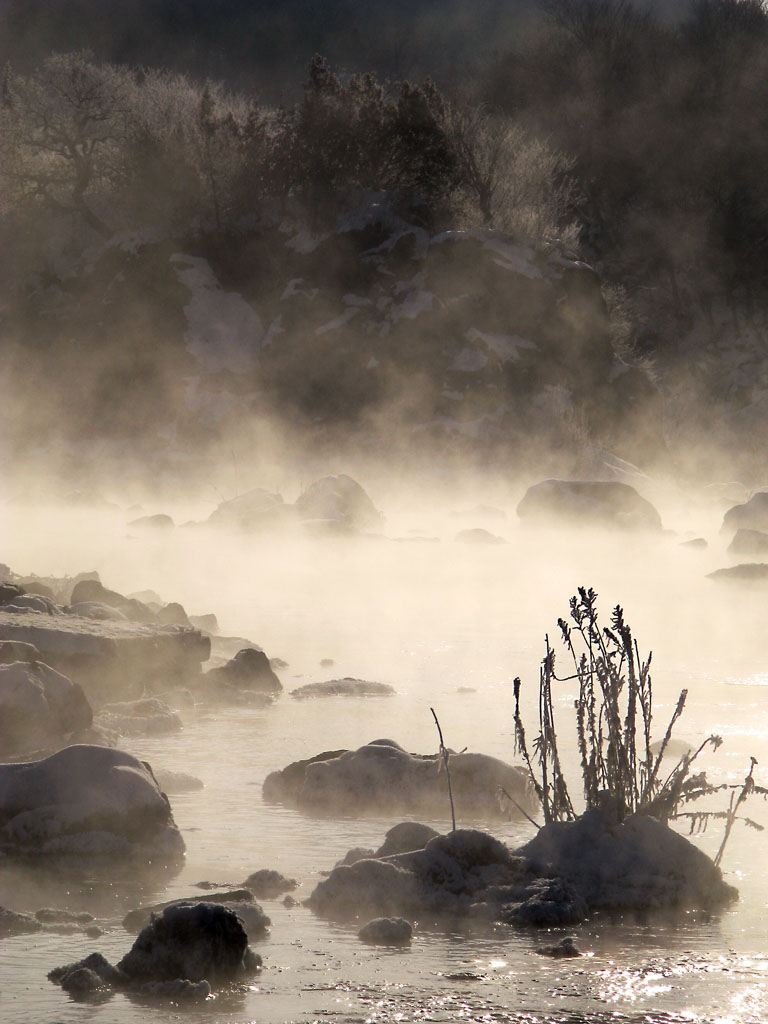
0 744 185 869
117 903 251 983
263 739 536 821
722 492 768 535
517 479 663 531
204 647 282 695
0 661 93 757
290 678 395 700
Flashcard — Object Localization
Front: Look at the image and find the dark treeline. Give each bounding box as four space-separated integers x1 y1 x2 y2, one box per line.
2 0 768 365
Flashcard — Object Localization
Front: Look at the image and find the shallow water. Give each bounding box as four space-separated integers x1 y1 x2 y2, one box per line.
2 499 768 1024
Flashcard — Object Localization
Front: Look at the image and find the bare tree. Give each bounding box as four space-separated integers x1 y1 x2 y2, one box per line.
1 52 133 236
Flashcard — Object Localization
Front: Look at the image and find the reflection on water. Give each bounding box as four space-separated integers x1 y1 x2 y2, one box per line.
2 502 768 1023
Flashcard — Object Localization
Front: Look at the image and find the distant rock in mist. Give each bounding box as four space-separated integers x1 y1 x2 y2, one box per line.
706 562 768 584
289 678 395 699
127 513 175 530
727 528 768 558
454 527 506 544
722 493 768 536
516 479 663 531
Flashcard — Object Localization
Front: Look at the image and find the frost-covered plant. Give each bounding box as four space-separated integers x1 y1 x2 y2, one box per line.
513 587 723 825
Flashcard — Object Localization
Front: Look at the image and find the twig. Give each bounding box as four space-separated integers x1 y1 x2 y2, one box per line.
431 707 456 832
498 786 541 829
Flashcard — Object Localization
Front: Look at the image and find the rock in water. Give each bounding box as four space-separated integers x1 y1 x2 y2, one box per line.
263 738 535 820
117 903 254 983
0 660 93 757
358 916 413 945
289 678 394 700
294 475 382 531
0 744 185 869
517 479 662 531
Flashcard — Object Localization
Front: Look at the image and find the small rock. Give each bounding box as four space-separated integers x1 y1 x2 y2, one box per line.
536 936 581 958
358 916 413 945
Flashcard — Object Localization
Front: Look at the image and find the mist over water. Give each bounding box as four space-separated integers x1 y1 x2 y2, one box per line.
2 483 768 1023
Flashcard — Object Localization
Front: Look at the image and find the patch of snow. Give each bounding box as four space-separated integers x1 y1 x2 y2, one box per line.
452 348 489 372
262 315 284 348
315 307 361 336
284 228 328 254
392 290 434 321
171 255 263 374
466 328 538 362
281 279 319 301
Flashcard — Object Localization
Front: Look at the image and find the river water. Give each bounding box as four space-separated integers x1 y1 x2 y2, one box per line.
1 493 767 1024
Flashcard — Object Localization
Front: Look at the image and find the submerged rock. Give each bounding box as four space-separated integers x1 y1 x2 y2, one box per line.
242 869 298 899
290 678 395 700
517 479 662 531
94 697 182 737
0 744 185 870
358 916 413 945
263 738 535 821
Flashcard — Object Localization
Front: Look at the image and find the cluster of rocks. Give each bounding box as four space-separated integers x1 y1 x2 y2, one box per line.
307 803 737 928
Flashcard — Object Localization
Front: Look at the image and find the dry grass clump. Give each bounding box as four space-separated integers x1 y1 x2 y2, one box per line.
511 587 765 862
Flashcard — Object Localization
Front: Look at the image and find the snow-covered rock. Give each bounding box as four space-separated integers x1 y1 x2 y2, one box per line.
0 745 185 868
263 738 536 821
94 697 182 737
358 916 413 945
290 678 395 700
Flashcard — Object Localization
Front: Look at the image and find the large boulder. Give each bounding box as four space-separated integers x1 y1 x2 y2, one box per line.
0 745 185 869
517 802 737 912
204 647 282 697
294 475 382 531
263 738 536 821
0 661 93 757
517 479 663 531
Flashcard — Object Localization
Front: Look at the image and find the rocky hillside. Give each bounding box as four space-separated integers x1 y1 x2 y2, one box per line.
4 201 660 487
